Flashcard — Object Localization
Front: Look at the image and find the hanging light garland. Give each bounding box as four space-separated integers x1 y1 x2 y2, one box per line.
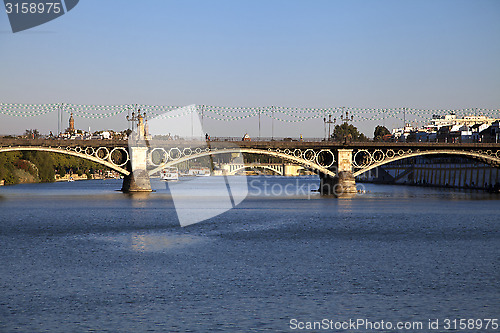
0 103 498 122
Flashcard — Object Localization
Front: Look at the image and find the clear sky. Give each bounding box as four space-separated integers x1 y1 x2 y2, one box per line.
1 0 499 137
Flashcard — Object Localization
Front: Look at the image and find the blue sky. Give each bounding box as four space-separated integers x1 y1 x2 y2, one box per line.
1 0 499 137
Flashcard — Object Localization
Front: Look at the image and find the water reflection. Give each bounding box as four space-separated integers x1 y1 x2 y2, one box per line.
337 199 354 213
125 192 153 208
96 232 206 252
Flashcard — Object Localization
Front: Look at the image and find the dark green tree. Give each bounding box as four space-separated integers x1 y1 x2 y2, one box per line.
0 152 21 184
58 167 66 177
24 129 41 139
331 123 369 142
373 125 391 141
0 151 109 185
22 151 55 182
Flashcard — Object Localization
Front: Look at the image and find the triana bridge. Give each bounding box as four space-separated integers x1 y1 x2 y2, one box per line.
1 137 499 196
220 163 304 176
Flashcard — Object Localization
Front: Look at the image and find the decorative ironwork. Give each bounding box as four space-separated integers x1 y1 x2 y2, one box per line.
1 143 498 181
0 145 130 175
351 148 500 177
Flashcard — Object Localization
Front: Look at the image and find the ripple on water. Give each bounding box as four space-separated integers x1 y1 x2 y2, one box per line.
91 232 209 253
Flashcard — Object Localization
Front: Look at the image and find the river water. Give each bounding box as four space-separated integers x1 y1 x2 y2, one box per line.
0 176 499 332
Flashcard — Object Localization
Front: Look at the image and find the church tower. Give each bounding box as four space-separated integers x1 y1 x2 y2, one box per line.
69 113 75 132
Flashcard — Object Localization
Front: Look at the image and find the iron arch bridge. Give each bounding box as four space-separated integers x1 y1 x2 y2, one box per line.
349 147 500 177
147 148 337 177
147 144 500 177
2 140 499 189
0 146 131 176
225 164 289 176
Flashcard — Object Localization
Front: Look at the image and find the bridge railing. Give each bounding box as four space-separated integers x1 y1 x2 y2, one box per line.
208 137 325 142
0 138 128 147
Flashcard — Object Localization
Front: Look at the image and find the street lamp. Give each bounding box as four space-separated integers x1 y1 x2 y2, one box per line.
323 114 335 141
127 109 147 139
339 107 354 123
126 110 147 128
334 107 355 143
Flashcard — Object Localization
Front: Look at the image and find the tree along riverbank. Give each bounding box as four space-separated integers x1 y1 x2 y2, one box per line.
0 151 111 185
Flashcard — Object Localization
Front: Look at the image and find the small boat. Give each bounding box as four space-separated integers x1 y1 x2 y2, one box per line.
161 167 179 181
188 167 211 177
196 173 210 177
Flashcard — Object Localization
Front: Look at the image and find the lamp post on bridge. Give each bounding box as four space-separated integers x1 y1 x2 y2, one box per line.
339 107 354 123
122 109 152 192
323 114 335 141
126 109 148 140
334 107 354 143
320 107 357 197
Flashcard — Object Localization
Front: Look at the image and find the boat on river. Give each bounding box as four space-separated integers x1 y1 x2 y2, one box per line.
188 167 211 177
161 167 179 181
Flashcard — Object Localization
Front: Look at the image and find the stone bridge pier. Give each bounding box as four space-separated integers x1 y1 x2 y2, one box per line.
121 114 153 192
121 146 152 192
320 149 357 197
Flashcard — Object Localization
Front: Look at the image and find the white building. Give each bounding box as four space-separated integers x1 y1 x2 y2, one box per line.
101 131 111 139
430 114 499 131
391 124 415 142
430 114 457 128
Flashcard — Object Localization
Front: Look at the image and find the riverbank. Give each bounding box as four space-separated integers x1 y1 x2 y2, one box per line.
55 173 109 182
358 178 500 193
0 151 114 186
358 159 500 193
1 173 115 186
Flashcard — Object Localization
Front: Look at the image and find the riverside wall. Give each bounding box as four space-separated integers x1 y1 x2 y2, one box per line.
358 159 500 192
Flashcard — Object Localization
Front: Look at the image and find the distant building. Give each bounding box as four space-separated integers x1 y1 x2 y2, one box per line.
430 114 499 130
101 131 111 139
460 115 498 127
66 113 75 135
392 114 500 143
430 113 457 128
391 124 415 142
479 121 500 143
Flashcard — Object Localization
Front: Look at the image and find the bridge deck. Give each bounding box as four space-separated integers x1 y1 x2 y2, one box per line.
1 138 498 150
232 141 500 150
0 138 128 148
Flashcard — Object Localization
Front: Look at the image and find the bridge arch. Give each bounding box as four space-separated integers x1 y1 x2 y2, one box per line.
353 149 500 177
148 148 336 177
0 146 130 175
227 164 284 176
